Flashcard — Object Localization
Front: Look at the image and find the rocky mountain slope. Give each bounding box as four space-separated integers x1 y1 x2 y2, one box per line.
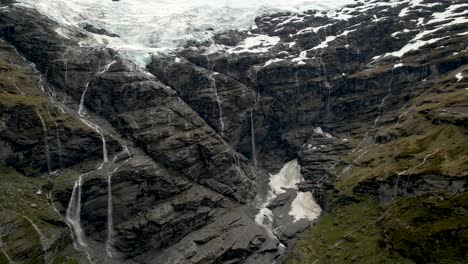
0 0 467 263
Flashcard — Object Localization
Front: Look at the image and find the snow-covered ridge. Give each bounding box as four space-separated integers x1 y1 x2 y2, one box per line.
14 0 354 67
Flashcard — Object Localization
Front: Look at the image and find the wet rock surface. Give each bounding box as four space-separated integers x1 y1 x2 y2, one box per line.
0 0 467 263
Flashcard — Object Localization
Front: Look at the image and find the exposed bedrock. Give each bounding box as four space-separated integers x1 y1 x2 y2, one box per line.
0 0 467 263
0 5 272 263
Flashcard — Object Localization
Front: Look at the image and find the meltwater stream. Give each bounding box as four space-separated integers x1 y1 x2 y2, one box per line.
15 0 354 67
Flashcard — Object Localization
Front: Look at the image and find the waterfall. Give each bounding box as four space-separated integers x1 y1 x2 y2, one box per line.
250 110 257 167
79 118 109 169
106 171 114 257
35 108 51 172
46 107 63 169
78 60 117 118
78 81 90 117
208 73 225 136
318 50 332 114
106 145 131 258
98 127 109 165
66 173 88 248
98 60 117 76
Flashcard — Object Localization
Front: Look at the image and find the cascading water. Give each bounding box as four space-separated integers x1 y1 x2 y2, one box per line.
106 145 132 257
250 110 257 167
66 173 88 248
46 107 63 169
79 60 117 117
67 60 124 257
99 128 109 165
97 60 117 76
318 50 332 115
78 82 90 117
106 171 113 257
35 107 52 172
208 73 225 136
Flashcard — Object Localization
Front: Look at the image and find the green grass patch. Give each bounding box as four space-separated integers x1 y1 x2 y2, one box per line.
285 197 413 264
382 193 468 264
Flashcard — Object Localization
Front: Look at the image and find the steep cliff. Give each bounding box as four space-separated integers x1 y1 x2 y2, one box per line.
0 0 467 263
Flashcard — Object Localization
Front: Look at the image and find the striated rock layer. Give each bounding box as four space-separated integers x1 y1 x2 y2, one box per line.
0 0 467 263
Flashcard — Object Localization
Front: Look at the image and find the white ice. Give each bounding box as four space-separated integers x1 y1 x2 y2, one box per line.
264 58 284 67
289 192 321 222
269 160 303 195
314 127 333 138
255 160 322 231
228 35 280 54
15 0 354 67
385 3 468 58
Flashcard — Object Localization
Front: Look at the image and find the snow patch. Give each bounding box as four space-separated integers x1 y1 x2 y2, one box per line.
264 58 284 66
269 160 302 195
228 35 280 54
255 160 322 228
289 192 322 222
385 3 468 58
16 0 354 67
292 50 309 64
314 127 333 138
312 30 353 50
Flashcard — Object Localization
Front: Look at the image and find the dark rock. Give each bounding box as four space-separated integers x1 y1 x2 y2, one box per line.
81 24 120 38
266 192 291 209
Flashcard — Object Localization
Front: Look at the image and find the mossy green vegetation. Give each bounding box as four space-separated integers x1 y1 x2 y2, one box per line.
0 40 85 264
1 211 44 264
382 193 468 264
285 193 468 264
285 197 414 264
337 76 468 193
0 163 63 263
0 253 8 264
287 65 467 263
0 164 61 236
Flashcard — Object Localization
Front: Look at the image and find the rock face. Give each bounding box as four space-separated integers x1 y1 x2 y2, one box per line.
0 3 274 264
0 0 467 263
148 55 257 155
